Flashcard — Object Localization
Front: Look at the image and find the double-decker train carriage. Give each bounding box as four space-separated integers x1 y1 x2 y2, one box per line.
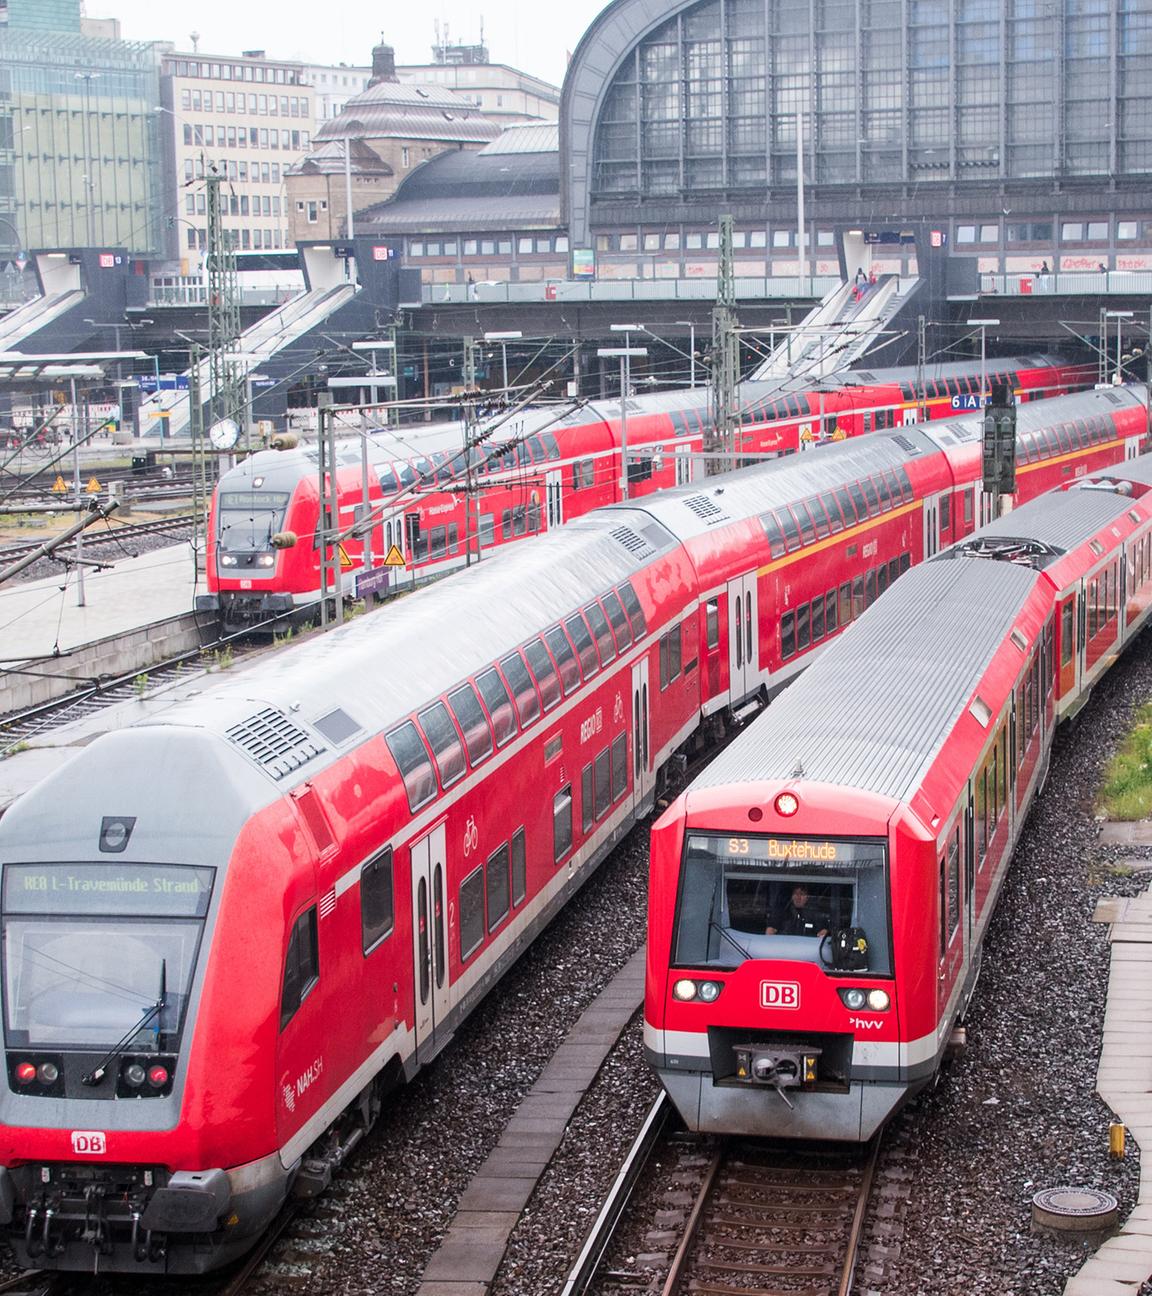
0 384 1137 1274
200 354 1092 633
643 449 1152 1143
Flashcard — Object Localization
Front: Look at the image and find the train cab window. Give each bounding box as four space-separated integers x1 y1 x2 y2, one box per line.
418 702 467 788
797 603 811 652
602 591 633 650
618 582 648 638
459 867 485 961
565 614 600 680
811 595 825 641
794 501 817 545
821 492 844 533
499 652 542 727
361 848 394 954
280 906 319 1030
807 496 830 537
512 828 527 906
778 508 801 549
544 626 581 695
781 610 796 660
594 749 611 819
761 512 787 557
524 638 563 711
671 833 891 973
475 668 518 747
584 601 617 666
385 722 437 811
486 843 511 933
836 487 857 526
860 479 880 516
705 600 720 650
447 683 494 767
554 785 573 862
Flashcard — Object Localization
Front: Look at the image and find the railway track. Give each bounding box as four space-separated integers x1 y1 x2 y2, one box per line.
0 515 195 569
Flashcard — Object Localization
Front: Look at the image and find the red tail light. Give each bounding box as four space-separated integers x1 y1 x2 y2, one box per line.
14 1062 36 1085
147 1065 169 1088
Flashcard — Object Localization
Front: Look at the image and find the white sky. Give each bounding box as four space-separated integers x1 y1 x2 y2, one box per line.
99 0 611 90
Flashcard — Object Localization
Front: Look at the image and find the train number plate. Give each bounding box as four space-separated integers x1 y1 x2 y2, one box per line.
760 981 800 1010
70 1131 106 1155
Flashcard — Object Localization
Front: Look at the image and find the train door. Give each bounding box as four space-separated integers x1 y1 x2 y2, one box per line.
546 469 564 529
1126 434 1141 461
409 823 450 1061
726 573 758 703
964 795 975 948
923 497 940 559
631 659 653 812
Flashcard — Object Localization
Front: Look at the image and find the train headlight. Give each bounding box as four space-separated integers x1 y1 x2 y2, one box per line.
36 1062 58 1085
774 792 799 817
841 988 867 1010
123 1063 146 1088
220 554 238 567
257 554 275 567
673 979 698 1001
867 989 891 1012
698 981 722 1002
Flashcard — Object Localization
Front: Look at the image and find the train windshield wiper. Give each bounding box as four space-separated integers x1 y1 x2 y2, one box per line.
81 959 167 1087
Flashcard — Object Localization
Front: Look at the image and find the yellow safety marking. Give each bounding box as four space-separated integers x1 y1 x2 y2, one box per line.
338 543 353 570
51 475 67 493
85 477 101 493
383 544 406 567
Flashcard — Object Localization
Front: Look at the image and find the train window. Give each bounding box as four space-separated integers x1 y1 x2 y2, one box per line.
530 435 549 463
611 733 628 801
811 594 825 641
459 867 485 961
554 786 573 862
540 432 560 460
825 590 838 635
877 565 888 597
602 591 633 650
807 496 830 537
418 702 466 788
475 668 518 747
480 514 496 547
888 557 899 586
899 469 913 503
838 582 851 625
385 722 437 812
835 488 857 526
781 611 796 660
581 763 595 832
797 603 811 652
939 493 951 532
361 848 394 954
486 843 511 934
849 575 863 618
821 493 844 533
447 524 459 554
525 639 562 711
778 508 801 549
571 462 583 491
761 512 787 557
500 508 512 539
705 600 720 649
1055 424 1072 453
512 828 527 906
584 602 617 665
280 906 319 1030
618 582 648 638
427 526 446 559
500 652 542 727
376 465 399 494
513 506 528 537
875 476 891 510
793 501 816 545
865 570 877 607
544 626 581 695
448 683 494 767
565 614 600 680
583 459 596 488
594 749 611 819
527 499 542 532
859 479 880 516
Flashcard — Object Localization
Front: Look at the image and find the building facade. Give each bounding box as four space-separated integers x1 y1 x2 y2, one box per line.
300 62 371 132
396 61 560 127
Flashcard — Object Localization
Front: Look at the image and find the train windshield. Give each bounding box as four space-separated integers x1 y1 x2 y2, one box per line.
672 834 891 974
217 490 290 552
1 863 215 1050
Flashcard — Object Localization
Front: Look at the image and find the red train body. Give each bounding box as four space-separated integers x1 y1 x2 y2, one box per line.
199 355 1092 632
0 385 1141 1273
645 438 1152 1141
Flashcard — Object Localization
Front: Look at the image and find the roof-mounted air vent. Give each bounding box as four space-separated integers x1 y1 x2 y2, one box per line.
609 525 655 560
684 493 726 521
226 707 326 779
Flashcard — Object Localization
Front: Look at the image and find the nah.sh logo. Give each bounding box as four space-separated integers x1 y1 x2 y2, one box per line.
760 981 800 1010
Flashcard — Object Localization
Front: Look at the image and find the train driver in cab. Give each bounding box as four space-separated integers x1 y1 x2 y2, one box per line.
765 883 828 938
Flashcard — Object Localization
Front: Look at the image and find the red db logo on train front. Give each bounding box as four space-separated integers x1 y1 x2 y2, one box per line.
70 1131 106 1155
760 981 800 1010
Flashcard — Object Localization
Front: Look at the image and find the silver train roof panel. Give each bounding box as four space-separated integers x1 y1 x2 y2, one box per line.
944 483 1133 559
689 559 1040 805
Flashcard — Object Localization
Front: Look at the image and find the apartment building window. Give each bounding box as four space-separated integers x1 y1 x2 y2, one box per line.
402 147 410 167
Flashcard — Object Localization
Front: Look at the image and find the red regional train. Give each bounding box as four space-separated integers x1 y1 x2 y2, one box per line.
0 385 1141 1274
198 354 1092 632
644 442 1152 1142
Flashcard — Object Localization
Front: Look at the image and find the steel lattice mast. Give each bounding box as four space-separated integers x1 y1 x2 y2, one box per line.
708 214 740 476
205 167 245 447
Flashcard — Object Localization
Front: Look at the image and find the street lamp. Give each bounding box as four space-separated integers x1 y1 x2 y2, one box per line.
1105 310 1134 384
483 330 523 391
599 329 647 500
674 320 698 387
969 318 1000 402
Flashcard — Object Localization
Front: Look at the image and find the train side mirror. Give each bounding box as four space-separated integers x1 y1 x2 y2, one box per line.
270 531 297 549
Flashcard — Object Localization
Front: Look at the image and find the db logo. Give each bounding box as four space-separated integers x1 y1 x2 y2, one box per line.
70 1130 107 1155
760 981 800 1010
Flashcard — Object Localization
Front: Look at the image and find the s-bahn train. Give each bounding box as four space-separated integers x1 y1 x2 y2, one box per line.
198 354 1092 632
643 444 1152 1143
0 385 1140 1274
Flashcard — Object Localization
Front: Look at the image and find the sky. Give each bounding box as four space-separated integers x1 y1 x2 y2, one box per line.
100 0 611 89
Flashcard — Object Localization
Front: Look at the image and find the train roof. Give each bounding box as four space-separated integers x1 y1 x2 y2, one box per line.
141 506 678 772
688 558 1040 805
819 353 1068 390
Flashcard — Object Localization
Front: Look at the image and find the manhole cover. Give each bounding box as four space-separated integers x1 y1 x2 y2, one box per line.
1032 1187 1119 1233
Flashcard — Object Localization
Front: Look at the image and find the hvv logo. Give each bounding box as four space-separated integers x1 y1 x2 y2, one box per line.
760 981 800 1010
